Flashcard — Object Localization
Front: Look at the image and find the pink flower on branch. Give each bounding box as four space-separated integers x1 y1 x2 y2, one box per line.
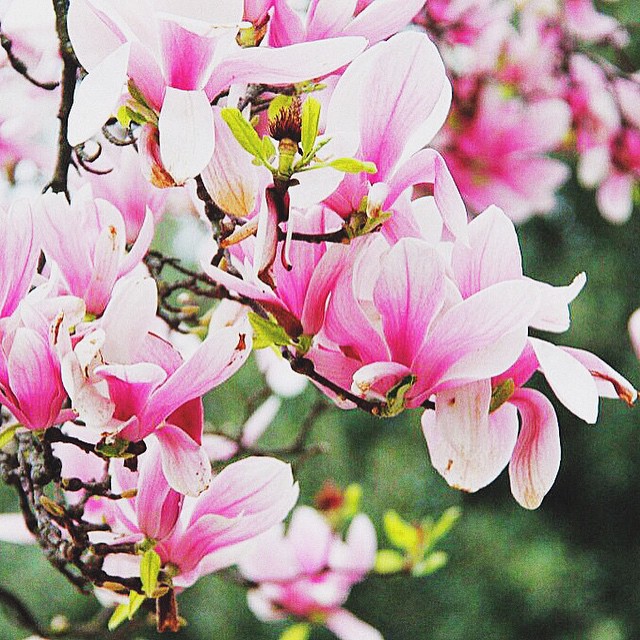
66 0 367 184
239 505 380 640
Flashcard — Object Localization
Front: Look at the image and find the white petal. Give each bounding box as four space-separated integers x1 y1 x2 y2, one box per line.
530 338 599 423
159 88 215 184
68 43 130 146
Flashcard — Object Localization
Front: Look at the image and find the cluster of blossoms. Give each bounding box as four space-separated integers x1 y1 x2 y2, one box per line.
0 0 637 639
414 0 640 222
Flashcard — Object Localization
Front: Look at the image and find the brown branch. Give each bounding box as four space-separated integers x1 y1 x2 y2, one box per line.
278 226 351 244
282 351 383 415
0 27 60 90
44 0 79 199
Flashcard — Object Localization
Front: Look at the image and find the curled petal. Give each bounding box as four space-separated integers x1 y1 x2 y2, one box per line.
530 338 599 423
509 389 561 509
153 425 212 497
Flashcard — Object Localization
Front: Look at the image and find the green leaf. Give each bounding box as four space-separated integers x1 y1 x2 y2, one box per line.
116 105 133 128
374 549 406 574
221 108 265 160
262 135 276 161
140 549 162 598
127 591 146 619
107 591 146 631
108 604 130 631
429 506 461 545
248 312 292 350
0 424 18 449
301 97 321 157
280 622 311 640
411 551 448 577
329 158 377 174
381 374 417 418
383 510 419 552
489 378 515 413
95 437 134 458
342 483 362 519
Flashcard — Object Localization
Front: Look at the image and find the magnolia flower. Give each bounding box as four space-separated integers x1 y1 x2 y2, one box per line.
239 505 381 640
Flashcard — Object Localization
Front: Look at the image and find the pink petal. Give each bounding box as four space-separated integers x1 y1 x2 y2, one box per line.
136 436 184 538
117 208 155 278
328 32 447 180
306 0 357 40
343 0 426 45
629 308 640 361
269 0 306 47
96 362 167 426
238 526 300 582
67 0 125 71
329 513 376 576
596 171 634 223
8 328 65 430
422 380 519 492
0 513 35 544
100 277 158 364
351 361 413 402
451 205 522 298
325 609 383 640
157 15 221 91
387 149 468 244
414 280 539 394
373 238 445 365
191 456 297 522
142 322 251 433
509 388 561 509
562 347 637 405
68 42 130 146
206 37 367 99
526 273 586 333
0 200 40 319
287 506 333 574
153 424 212 496
154 0 244 23
158 88 215 184
529 338 599 423
85 211 125 314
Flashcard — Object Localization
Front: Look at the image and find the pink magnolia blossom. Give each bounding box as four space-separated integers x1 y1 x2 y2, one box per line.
80 453 298 587
323 31 466 243
439 86 571 222
308 232 541 410
70 142 170 242
56 276 253 495
154 456 298 587
36 187 154 315
270 0 426 49
67 0 366 183
239 505 381 640
204 207 345 338
421 207 636 507
423 339 636 509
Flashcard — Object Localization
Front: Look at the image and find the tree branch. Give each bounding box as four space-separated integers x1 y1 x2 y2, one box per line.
44 0 79 199
0 27 60 90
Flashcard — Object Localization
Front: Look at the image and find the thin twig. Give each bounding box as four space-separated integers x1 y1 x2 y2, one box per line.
44 0 79 199
0 27 60 90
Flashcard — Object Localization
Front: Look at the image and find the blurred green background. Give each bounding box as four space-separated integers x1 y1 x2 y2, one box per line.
3 3 640 640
